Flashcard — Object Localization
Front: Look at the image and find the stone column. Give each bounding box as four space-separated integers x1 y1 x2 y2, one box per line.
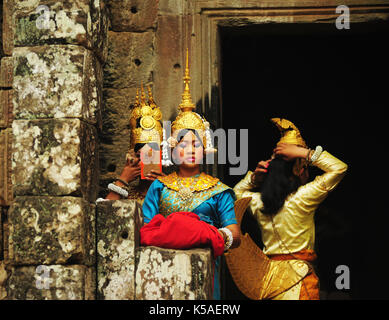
96 199 143 300
99 0 159 196
6 0 108 300
0 0 15 301
136 246 213 300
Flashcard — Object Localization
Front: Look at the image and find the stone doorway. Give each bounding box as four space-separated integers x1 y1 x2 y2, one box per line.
219 20 389 299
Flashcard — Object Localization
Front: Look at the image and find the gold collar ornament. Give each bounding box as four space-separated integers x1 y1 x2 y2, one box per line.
167 49 216 154
158 172 219 192
271 118 308 176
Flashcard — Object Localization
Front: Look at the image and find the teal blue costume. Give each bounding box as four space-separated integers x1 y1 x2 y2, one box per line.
142 172 237 299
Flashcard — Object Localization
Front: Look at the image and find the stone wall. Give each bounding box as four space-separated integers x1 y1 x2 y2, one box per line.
1 0 14 300
1 0 215 300
99 0 189 196
135 246 213 300
2 0 108 300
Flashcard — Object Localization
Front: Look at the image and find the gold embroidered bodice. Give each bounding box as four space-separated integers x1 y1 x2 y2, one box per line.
157 172 231 217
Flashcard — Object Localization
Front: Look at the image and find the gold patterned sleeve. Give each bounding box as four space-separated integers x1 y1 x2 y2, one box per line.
292 150 348 214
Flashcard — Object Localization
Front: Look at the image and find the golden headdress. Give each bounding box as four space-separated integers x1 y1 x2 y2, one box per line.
167 49 216 153
271 118 308 175
271 118 307 148
129 83 163 148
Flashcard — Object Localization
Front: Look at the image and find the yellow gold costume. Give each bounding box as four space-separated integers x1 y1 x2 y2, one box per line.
228 118 348 300
233 151 348 256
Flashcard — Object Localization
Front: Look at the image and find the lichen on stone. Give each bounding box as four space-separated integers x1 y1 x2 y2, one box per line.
135 247 212 300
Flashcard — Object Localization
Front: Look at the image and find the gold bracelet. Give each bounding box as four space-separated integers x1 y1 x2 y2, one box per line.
305 148 312 162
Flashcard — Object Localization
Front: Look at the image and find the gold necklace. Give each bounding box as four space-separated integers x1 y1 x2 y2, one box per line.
176 174 199 209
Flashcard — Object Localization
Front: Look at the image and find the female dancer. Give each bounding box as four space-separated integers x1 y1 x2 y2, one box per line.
142 51 240 299
233 118 348 299
96 85 166 205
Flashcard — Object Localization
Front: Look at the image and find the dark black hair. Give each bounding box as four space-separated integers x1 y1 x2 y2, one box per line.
259 156 301 216
134 142 160 154
176 129 204 146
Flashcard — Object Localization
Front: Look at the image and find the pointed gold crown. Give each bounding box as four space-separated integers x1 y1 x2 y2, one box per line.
129 83 163 148
271 118 308 176
170 49 209 147
271 118 307 148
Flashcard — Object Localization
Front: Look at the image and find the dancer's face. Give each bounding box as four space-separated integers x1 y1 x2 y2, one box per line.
173 130 204 168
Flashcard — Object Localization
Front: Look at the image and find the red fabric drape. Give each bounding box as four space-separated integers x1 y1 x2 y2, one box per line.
140 211 225 258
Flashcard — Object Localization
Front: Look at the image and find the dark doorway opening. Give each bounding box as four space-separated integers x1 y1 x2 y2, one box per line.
219 21 389 300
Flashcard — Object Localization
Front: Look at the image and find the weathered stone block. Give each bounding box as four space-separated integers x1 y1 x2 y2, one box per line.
8 196 95 266
96 199 142 300
104 31 154 89
0 207 3 260
13 0 108 62
2 0 14 56
7 264 95 300
12 119 98 200
13 45 102 124
0 89 13 128
154 14 185 121
0 128 13 206
0 261 9 300
99 87 135 182
106 0 158 32
158 0 185 15
3 222 9 263
0 57 13 88
135 246 213 300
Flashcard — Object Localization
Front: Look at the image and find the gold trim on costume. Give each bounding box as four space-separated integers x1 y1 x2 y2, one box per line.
225 197 309 300
157 172 231 217
157 172 220 192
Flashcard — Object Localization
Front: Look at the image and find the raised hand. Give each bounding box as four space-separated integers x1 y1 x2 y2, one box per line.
143 169 166 181
273 143 309 162
120 156 141 183
251 159 271 185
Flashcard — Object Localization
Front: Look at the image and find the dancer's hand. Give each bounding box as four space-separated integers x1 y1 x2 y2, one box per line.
143 169 166 181
251 160 271 185
273 143 309 161
120 157 141 183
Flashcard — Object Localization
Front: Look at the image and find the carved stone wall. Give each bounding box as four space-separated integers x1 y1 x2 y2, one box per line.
99 0 189 195
2 0 108 300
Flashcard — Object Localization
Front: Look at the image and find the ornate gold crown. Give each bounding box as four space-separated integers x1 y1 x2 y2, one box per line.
271 118 307 148
168 49 216 153
129 83 163 148
271 118 308 176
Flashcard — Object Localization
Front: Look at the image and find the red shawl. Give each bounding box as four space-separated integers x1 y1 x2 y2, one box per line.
140 211 225 258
